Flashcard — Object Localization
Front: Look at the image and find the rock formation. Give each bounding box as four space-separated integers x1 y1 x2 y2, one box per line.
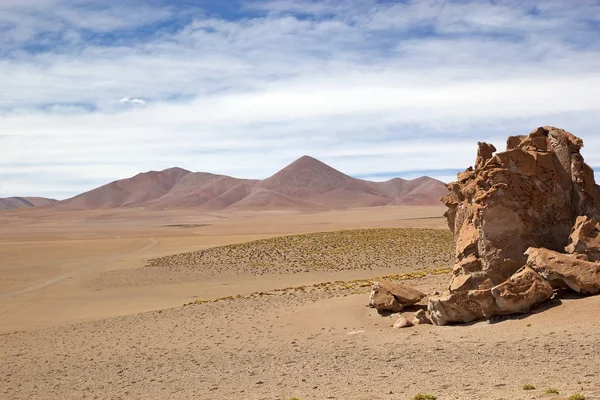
442 126 600 292
428 126 600 325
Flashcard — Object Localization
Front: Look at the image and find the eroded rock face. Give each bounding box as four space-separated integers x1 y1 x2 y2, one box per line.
467 266 554 318
369 280 426 312
526 247 600 295
565 216 600 262
442 126 600 292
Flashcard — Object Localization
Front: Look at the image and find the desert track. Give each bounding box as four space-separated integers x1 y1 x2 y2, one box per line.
0 238 157 299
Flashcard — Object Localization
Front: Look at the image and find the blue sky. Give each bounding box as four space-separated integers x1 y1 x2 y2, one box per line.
1 0 600 199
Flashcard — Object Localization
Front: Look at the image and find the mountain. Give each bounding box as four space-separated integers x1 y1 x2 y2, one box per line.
32 157 448 212
0 197 58 211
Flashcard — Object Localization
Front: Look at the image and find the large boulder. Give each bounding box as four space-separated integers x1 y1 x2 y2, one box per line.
565 216 600 262
443 127 600 292
368 280 425 312
467 266 554 318
369 288 403 313
526 247 600 295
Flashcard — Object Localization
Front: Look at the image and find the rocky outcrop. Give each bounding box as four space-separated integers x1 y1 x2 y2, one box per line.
369 280 425 312
427 126 600 326
442 126 600 292
526 247 600 295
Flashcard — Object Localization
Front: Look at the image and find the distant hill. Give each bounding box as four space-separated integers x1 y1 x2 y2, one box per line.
0 197 58 211
61 167 191 209
41 156 449 211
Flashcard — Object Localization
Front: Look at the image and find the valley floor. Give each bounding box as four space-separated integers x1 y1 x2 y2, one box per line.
0 205 598 399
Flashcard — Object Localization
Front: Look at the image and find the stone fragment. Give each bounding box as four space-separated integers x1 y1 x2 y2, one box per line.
526 247 600 295
412 309 432 325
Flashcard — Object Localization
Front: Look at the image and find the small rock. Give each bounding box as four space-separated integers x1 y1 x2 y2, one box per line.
412 309 432 325
392 314 414 329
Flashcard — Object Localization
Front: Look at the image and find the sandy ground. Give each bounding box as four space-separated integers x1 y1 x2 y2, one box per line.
0 206 447 332
1 205 599 399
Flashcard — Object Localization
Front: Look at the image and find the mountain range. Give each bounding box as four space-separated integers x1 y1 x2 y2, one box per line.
2 156 448 212
0 197 58 211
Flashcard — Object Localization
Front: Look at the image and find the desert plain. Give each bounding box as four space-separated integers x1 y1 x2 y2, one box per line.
0 204 599 400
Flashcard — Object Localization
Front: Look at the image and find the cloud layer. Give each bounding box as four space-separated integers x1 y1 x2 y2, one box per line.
1 0 600 199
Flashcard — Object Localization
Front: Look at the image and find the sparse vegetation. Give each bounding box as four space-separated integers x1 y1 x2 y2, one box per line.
523 384 536 390
182 266 451 306
545 388 559 394
568 394 586 400
148 228 453 277
413 394 437 400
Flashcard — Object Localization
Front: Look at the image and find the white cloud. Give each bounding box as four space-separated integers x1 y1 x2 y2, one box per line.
1 0 600 198
119 97 146 105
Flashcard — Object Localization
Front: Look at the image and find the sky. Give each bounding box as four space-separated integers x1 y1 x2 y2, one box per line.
1 0 600 199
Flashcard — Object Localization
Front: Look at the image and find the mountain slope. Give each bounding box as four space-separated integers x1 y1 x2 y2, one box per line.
0 197 57 211
60 167 191 209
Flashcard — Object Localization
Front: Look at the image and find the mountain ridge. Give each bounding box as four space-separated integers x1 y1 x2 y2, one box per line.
7 156 448 212
0 197 58 211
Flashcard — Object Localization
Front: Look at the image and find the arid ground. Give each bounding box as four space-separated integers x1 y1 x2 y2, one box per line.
1 205 598 400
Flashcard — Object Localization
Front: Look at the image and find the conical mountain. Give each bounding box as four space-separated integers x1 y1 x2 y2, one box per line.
259 156 374 197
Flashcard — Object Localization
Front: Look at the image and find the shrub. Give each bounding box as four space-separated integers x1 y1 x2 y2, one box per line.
523 384 536 390
413 394 437 400
568 394 586 400
545 388 559 394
